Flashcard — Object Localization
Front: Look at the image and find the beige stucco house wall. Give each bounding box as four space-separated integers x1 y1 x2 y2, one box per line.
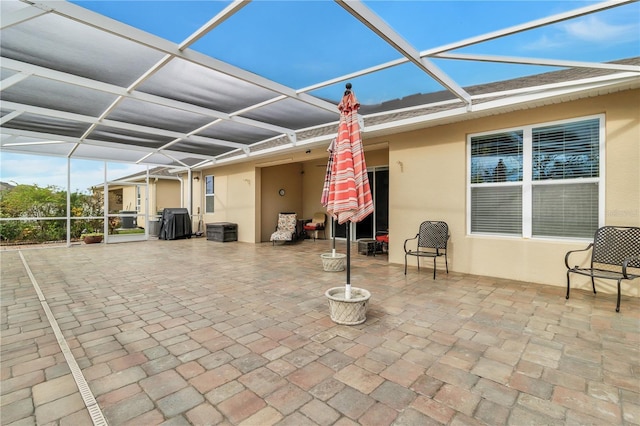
193 88 638 296
195 148 392 243
386 89 639 296
154 179 182 214
192 162 258 242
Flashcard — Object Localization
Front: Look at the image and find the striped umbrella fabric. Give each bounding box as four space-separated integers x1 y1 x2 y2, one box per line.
320 138 335 207
325 90 373 224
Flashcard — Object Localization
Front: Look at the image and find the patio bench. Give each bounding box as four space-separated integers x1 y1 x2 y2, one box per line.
565 226 640 312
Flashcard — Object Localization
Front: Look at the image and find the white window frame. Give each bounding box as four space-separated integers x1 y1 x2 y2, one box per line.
205 175 215 214
467 114 605 240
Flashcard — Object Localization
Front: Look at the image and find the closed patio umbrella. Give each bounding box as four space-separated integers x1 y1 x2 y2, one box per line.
321 139 338 255
324 83 373 298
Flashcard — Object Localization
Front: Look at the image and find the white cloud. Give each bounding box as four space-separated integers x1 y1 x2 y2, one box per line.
523 15 638 51
523 34 567 51
563 16 637 43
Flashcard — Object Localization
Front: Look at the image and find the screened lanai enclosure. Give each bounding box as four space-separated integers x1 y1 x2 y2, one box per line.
1 0 639 245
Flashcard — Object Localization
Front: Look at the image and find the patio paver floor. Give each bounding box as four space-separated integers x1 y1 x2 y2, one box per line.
1 237 639 425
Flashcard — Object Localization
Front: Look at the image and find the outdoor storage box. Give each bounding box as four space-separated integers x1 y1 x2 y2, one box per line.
206 222 237 242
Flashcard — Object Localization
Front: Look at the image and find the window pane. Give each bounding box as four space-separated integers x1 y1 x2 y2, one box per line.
205 196 214 213
206 175 214 195
471 186 522 235
532 183 598 239
470 131 523 183
532 118 599 180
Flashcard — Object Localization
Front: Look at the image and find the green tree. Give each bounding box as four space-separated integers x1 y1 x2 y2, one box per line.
0 184 102 243
1 184 65 218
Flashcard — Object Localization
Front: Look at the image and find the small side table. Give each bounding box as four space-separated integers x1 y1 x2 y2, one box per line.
358 239 378 256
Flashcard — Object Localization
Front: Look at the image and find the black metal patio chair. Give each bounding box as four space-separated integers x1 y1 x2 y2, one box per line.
565 225 640 312
404 221 449 279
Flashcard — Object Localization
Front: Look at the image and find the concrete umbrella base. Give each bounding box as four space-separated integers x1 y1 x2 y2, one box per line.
325 286 371 325
321 253 346 272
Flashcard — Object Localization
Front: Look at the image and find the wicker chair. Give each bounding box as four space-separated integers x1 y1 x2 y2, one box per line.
303 212 326 241
404 221 449 278
270 212 298 245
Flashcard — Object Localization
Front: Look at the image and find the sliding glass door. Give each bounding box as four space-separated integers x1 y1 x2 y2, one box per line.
333 166 388 240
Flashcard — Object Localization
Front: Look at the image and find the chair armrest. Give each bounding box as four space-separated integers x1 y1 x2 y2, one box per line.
564 243 593 269
622 256 640 279
403 234 418 253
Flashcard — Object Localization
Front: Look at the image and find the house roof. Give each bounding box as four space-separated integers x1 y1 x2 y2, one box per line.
105 166 181 184
1 0 639 171
0 181 17 192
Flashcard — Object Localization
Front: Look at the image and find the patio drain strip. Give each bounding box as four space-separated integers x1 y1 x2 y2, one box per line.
19 251 108 426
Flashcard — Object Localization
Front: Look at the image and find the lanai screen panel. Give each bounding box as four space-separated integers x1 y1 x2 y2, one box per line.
0 139 78 158
1 76 118 117
141 152 208 168
1 12 166 87
72 143 168 165
136 59 281 114
88 125 173 148
106 99 215 135
243 98 339 130
1 0 638 168
197 120 280 146
2 114 91 138
171 140 239 158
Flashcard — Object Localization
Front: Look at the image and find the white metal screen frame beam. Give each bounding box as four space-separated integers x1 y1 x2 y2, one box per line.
335 0 472 107
33 0 339 114
6 0 324 160
2 0 638 167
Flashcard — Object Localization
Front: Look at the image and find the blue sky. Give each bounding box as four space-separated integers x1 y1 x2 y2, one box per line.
0 154 147 193
2 0 638 190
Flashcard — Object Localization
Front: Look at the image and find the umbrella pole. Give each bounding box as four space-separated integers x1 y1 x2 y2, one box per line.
345 221 351 299
331 217 336 256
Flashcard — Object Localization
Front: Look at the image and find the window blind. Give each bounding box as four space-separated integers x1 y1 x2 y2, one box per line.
532 118 599 181
471 186 522 235
532 182 599 238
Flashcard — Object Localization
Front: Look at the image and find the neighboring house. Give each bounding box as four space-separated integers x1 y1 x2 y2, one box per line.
93 166 182 231
196 58 639 297
0 181 16 192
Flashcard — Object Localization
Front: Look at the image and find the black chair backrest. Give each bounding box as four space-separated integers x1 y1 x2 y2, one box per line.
418 221 449 250
591 226 640 268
